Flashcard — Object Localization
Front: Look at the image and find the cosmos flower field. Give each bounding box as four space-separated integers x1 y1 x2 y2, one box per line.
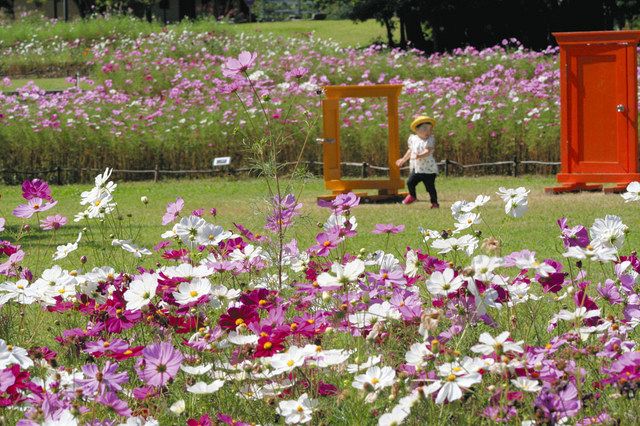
1 164 640 425
2 16 640 426
0 19 577 178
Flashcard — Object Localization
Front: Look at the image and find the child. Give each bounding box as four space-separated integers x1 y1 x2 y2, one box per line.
395 116 439 208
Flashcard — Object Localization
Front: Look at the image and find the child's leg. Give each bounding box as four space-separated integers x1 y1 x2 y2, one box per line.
424 174 438 204
406 172 419 198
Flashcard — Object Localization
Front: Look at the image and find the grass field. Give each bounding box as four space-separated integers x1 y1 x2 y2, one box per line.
2 174 640 425
3 175 638 270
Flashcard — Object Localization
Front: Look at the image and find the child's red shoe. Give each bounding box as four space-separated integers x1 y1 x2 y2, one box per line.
402 195 416 205
430 203 440 209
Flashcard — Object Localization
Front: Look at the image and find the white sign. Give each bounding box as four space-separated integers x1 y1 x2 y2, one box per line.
212 157 231 167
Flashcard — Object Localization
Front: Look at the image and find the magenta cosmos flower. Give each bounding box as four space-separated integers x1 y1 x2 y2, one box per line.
222 51 257 77
12 198 58 219
40 214 67 230
22 179 53 201
138 342 184 387
372 223 405 235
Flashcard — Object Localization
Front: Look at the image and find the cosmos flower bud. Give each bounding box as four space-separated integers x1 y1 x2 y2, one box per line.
80 255 87 264
141 196 149 204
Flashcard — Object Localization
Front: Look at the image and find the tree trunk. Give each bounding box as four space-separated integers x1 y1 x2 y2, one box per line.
401 12 429 51
383 18 395 47
399 16 406 49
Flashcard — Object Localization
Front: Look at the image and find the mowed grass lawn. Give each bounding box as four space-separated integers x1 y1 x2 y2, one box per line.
2 175 638 272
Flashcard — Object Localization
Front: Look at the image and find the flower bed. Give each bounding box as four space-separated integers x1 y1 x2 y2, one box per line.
1 170 640 424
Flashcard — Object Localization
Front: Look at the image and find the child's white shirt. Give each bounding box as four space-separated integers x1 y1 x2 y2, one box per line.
408 134 438 174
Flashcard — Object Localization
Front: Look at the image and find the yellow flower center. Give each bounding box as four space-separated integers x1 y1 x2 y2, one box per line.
296 405 304 412
258 299 267 306
235 318 245 326
17 284 24 289
189 290 198 297
371 378 380 385
287 360 295 367
452 367 462 372
446 374 456 382
103 341 110 348
323 241 331 247
263 342 272 349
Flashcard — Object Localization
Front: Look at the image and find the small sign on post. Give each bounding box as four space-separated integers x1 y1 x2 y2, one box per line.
212 157 231 167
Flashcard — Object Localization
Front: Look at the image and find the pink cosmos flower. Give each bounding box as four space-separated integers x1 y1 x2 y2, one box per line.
40 214 67 230
97 391 132 416
372 223 405 235
22 179 53 201
12 198 58 219
75 361 128 396
222 51 257 77
162 197 184 225
138 342 184 387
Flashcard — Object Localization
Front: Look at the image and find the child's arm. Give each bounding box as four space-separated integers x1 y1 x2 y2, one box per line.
396 149 411 166
414 147 432 159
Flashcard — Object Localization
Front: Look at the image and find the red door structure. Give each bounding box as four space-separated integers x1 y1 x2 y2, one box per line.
546 31 640 193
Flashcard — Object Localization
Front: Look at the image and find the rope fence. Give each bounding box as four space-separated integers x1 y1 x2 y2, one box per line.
0 159 561 185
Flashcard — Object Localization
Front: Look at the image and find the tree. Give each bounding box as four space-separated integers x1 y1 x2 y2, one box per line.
316 0 640 52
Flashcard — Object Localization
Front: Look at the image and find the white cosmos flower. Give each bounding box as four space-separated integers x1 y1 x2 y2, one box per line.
316 259 365 288
454 212 481 232
276 393 318 424
31 265 78 305
43 409 78 426
186 380 225 394
621 181 640 202
174 215 207 248
405 342 433 369
431 234 478 256
172 278 211 305
180 363 213 375
324 213 357 232
349 311 376 328
368 301 402 321
378 391 420 426
496 186 529 203
0 279 39 306
169 399 185 415
309 348 354 368
267 346 307 374
404 250 421 278
554 307 601 322
229 244 268 262
352 366 396 391
227 331 259 345
511 377 542 392
451 200 474 220
123 273 158 311
52 232 82 261
590 215 627 250
563 245 618 262
470 331 524 355
423 368 482 404
347 355 381 373
112 239 152 258
504 197 528 218
196 224 232 246
471 255 503 281
418 227 442 244
0 339 33 369
426 268 464 296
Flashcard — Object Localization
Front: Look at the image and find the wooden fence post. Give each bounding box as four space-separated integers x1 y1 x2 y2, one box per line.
153 164 159 182
56 166 62 185
444 159 449 177
512 156 519 177
361 162 368 178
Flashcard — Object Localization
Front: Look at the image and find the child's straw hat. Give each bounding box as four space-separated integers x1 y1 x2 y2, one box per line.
410 116 436 132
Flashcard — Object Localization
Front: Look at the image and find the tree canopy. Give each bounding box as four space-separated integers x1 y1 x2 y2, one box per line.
317 0 640 51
